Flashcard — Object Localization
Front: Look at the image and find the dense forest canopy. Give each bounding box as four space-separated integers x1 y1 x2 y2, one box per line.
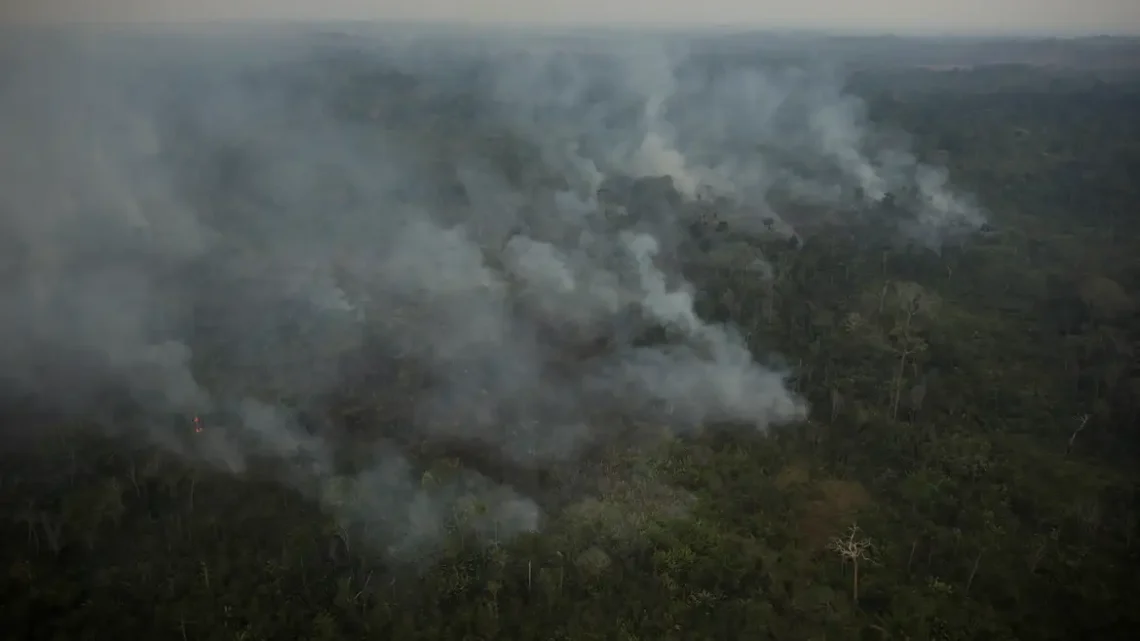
1 28 1138 641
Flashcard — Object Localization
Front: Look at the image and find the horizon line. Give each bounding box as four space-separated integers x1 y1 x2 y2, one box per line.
2 18 1139 40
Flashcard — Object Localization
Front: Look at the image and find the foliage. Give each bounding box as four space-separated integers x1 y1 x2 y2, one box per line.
4 47 1140 641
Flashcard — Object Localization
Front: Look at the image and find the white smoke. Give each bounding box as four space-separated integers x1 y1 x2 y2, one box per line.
0 26 983 561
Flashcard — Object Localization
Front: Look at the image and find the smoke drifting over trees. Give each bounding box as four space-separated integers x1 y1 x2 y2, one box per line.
0 27 985 560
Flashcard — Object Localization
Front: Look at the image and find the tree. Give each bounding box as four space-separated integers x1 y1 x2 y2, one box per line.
881 281 937 421
1078 275 1134 323
828 524 874 604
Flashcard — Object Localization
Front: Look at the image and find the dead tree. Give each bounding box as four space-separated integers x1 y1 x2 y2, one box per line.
1066 413 1090 456
829 523 874 604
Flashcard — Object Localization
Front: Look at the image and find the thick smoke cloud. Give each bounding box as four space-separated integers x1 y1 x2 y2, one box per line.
0 27 982 560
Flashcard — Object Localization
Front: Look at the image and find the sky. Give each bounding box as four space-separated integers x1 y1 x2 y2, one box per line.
1 0 1139 35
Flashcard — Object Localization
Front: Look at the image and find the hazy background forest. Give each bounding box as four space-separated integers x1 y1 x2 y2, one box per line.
1 26 1139 641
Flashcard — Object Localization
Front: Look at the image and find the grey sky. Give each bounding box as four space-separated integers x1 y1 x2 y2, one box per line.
2 0 1139 35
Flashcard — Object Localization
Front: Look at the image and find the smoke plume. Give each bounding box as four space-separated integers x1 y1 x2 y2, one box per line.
0 26 983 560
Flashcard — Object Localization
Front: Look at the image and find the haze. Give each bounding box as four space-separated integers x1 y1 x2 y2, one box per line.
3 0 1139 35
